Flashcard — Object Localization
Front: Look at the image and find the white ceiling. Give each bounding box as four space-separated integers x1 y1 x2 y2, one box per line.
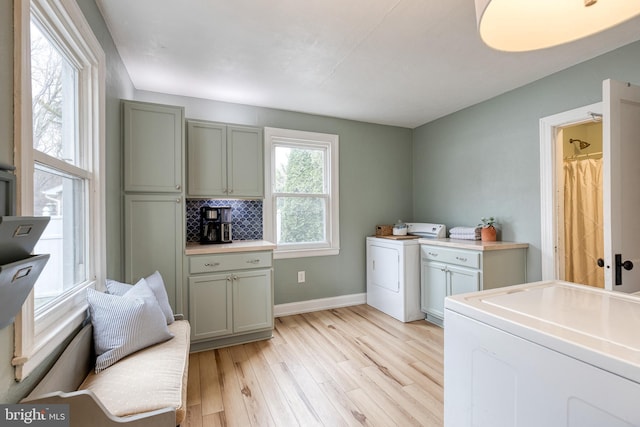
95 0 640 128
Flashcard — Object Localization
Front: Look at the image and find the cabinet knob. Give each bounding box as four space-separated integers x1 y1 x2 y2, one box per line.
176 198 181 203
175 184 181 190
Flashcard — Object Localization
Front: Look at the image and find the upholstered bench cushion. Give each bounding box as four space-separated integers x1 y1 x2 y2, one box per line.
79 319 190 425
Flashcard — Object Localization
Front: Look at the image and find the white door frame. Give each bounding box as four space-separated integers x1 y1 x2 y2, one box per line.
539 102 602 280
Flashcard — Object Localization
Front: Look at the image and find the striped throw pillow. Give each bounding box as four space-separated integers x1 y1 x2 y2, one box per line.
87 279 174 372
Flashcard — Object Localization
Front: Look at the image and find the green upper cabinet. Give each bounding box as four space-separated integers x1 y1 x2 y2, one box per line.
187 120 264 198
123 100 185 193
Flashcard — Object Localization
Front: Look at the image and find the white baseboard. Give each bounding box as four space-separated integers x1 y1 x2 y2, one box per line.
274 293 366 317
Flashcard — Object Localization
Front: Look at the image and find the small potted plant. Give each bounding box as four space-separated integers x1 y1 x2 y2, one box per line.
479 217 497 242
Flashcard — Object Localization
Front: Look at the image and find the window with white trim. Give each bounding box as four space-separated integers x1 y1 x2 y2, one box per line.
264 128 339 259
13 0 105 380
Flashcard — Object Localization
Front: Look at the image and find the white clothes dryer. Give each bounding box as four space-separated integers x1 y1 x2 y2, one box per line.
366 236 422 322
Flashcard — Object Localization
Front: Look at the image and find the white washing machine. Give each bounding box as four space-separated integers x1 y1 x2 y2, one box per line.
366 223 446 322
444 280 640 427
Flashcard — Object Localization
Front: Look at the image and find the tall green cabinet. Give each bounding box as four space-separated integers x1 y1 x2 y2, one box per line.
122 100 185 314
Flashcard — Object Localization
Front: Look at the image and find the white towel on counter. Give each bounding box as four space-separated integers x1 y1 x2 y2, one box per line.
450 233 480 241
449 226 480 235
450 226 481 240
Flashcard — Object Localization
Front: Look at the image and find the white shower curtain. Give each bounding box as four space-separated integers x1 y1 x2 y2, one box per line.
563 158 604 288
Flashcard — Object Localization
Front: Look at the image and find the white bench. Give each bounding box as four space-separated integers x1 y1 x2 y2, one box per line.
22 318 190 427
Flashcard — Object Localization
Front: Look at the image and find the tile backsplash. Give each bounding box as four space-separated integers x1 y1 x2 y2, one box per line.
186 199 263 242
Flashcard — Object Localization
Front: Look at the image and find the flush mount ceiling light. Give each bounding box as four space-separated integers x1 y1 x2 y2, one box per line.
474 0 640 52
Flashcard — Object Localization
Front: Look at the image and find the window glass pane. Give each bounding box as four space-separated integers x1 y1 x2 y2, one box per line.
276 196 326 244
33 165 86 311
274 145 325 194
31 20 79 165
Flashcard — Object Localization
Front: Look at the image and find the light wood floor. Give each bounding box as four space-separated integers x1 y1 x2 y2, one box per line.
183 304 444 427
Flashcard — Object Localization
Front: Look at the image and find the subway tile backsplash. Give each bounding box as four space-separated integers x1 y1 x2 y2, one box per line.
186 199 263 242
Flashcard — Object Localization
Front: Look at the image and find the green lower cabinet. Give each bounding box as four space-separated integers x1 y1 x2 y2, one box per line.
188 274 233 340
233 269 274 333
187 251 274 350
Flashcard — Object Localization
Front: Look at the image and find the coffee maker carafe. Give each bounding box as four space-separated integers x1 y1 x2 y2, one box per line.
200 206 232 244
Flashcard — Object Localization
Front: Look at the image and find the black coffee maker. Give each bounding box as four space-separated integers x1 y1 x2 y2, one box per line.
200 206 232 244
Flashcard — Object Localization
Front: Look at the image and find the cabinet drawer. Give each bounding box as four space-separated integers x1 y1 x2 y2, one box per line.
189 251 272 274
421 246 480 269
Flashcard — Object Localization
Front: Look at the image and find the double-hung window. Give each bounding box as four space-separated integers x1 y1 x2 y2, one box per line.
13 0 105 380
264 128 339 258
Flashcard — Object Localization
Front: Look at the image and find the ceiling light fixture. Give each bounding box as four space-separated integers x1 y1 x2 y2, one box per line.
474 0 640 52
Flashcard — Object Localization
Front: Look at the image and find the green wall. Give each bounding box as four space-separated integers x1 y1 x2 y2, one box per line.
412 40 640 282
136 91 414 304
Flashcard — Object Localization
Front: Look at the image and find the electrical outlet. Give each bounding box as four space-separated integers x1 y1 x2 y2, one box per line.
297 271 305 283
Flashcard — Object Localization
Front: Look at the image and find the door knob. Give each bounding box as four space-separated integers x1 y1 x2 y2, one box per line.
597 258 605 267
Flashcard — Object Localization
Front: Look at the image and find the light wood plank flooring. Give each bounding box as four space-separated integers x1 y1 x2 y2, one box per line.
183 304 444 427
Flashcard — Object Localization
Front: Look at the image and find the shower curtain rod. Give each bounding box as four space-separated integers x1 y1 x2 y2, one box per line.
564 151 603 160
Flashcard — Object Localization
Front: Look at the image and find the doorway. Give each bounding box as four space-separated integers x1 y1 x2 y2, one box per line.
556 121 604 287
539 102 602 283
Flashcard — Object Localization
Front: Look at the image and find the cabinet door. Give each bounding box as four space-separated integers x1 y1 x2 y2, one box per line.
233 269 273 333
124 194 183 312
188 274 233 340
368 243 400 292
123 101 184 193
421 260 447 318
448 265 481 296
227 125 264 197
186 120 227 197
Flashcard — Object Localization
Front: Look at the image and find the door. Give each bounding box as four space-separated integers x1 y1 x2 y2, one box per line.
123 101 184 193
602 79 640 292
448 265 481 296
233 269 273 333
228 125 264 197
124 194 183 311
369 243 400 292
421 260 447 318
186 120 227 197
188 274 233 340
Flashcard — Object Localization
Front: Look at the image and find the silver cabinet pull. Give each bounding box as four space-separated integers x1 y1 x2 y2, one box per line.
204 262 220 267
246 259 260 264
428 252 438 257
456 256 467 262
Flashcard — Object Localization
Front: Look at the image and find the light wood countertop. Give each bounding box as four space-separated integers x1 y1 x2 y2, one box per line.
418 238 528 251
185 240 276 255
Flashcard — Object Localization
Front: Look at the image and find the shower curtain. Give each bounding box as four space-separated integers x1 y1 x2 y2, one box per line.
563 157 604 288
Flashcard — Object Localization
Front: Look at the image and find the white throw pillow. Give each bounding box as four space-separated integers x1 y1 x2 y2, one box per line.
105 272 174 324
144 271 175 325
87 280 173 372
